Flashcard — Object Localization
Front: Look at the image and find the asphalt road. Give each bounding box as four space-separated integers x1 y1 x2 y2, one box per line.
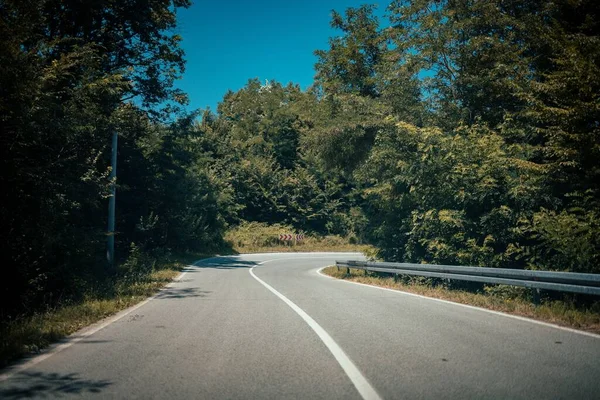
1 252 599 399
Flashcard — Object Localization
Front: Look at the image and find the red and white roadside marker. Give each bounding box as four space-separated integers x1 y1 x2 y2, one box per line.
278 233 305 242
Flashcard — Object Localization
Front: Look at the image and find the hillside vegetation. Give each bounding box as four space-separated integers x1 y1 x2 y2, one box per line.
224 222 373 254
2 0 599 329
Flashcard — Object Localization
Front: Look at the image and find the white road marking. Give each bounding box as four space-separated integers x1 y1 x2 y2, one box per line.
316 266 600 339
250 264 382 400
0 267 192 382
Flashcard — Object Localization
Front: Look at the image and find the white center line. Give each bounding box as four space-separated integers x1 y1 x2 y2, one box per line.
249 263 382 400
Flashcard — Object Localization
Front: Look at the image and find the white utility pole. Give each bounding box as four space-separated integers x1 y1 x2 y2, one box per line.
107 130 118 268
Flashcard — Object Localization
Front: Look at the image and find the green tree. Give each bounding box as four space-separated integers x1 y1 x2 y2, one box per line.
0 0 192 318
314 5 385 98
308 1 600 273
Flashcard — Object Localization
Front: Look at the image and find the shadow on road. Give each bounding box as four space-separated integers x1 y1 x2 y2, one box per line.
155 287 211 299
68 338 113 344
191 257 259 270
0 371 112 398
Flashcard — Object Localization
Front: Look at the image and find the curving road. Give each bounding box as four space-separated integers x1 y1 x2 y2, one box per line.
1 252 599 399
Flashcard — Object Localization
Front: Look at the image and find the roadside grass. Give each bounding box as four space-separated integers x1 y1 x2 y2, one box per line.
0 253 209 369
225 221 375 254
322 266 600 334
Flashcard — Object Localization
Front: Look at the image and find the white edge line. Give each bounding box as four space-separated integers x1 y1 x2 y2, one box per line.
0 266 194 382
316 266 600 339
249 264 381 400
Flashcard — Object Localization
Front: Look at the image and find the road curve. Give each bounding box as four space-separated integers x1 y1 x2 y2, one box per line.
1 252 599 399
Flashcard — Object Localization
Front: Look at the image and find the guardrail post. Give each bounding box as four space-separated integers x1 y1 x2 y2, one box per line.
346 267 350 275
532 288 541 306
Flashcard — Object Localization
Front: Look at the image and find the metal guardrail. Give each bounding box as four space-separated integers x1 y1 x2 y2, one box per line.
335 260 600 296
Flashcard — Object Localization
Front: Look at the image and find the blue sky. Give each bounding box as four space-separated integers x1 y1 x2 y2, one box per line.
175 0 388 113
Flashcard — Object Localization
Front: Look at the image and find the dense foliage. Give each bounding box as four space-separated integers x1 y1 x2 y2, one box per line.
1 0 598 319
0 0 227 319
200 1 599 275
305 0 600 273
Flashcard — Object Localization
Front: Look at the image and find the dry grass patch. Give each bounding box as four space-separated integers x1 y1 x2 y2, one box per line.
225 221 374 254
322 266 600 334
